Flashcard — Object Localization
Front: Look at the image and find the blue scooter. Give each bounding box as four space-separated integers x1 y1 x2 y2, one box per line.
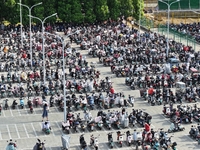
19 98 24 109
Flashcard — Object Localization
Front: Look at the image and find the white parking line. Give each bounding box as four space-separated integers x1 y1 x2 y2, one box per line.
9 107 13 117
23 124 29 138
151 124 155 128
39 122 47 137
16 106 21 116
102 126 108 133
158 113 195 143
56 121 64 135
31 123 38 137
6 125 11 139
49 123 55 136
1 109 5 117
14 124 20 138
23 105 29 115
0 131 2 140
54 105 60 112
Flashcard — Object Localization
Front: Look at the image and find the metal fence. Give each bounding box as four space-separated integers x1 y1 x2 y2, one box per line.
158 0 200 10
135 16 155 30
157 24 197 50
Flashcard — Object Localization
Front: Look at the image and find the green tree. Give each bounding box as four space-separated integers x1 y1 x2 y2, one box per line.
119 0 134 18
5 0 16 7
42 0 57 22
107 0 120 20
4 0 18 23
132 0 144 21
94 0 109 22
0 1 8 21
57 0 71 23
81 0 96 23
70 0 83 24
26 0 44 19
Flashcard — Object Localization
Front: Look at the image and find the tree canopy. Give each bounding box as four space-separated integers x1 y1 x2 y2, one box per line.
0 0 144 25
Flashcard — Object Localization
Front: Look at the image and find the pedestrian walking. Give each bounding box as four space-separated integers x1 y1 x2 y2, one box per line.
42 103 48 122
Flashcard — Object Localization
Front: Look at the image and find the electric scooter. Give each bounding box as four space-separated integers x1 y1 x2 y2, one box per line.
126 130 132 146
108 132 114 148
90 134 100 150
3 99 9 110
117 131 124 147
6 139 17 150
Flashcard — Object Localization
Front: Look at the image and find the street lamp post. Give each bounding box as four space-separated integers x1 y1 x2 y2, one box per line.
139 0 142 41
43 31 80 122
19 0 23 47
159 0 180 59
17 2 42 69
28 13 57 84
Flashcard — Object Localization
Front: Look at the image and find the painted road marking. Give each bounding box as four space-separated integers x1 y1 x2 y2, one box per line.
0 131 2 140
16 105 21 116
23 124 29 138
6 125 11 139
9 107 13 117
39 122 47 137
31 123 37 137
56 121 64 135
23 105 29 115
14 124 20 138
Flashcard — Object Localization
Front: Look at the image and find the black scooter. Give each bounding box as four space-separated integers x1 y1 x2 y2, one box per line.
33 139 46 150
80 134 87 149
3 99 9 110
12 100 18 109
108 132 114 148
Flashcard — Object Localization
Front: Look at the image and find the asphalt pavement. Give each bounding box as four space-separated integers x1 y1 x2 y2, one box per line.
0 32 200 150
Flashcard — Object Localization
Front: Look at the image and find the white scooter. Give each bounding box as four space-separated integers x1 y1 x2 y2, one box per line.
117 131 124 147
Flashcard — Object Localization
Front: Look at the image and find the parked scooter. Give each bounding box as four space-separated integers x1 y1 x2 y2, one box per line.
6 139 17 150
80 134 87 150
3 99 9 110
189 125 200 139
88 120 95 131
168 122 185 133
19 98 24 109
152 139 160 150
49 96 54 107
0 103 2 115
107 132 114 148
128 95 134 107
90 134 100 150
97 120 103 130
12 100 18 109
126 130 132 146
117 131 124 147
42 121 51 135
33 139 46 150
27 98 33 113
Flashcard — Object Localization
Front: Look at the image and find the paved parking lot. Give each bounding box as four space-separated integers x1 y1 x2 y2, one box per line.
0 32 200 150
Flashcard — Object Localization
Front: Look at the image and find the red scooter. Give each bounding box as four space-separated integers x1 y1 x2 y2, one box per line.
117 131 124 147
